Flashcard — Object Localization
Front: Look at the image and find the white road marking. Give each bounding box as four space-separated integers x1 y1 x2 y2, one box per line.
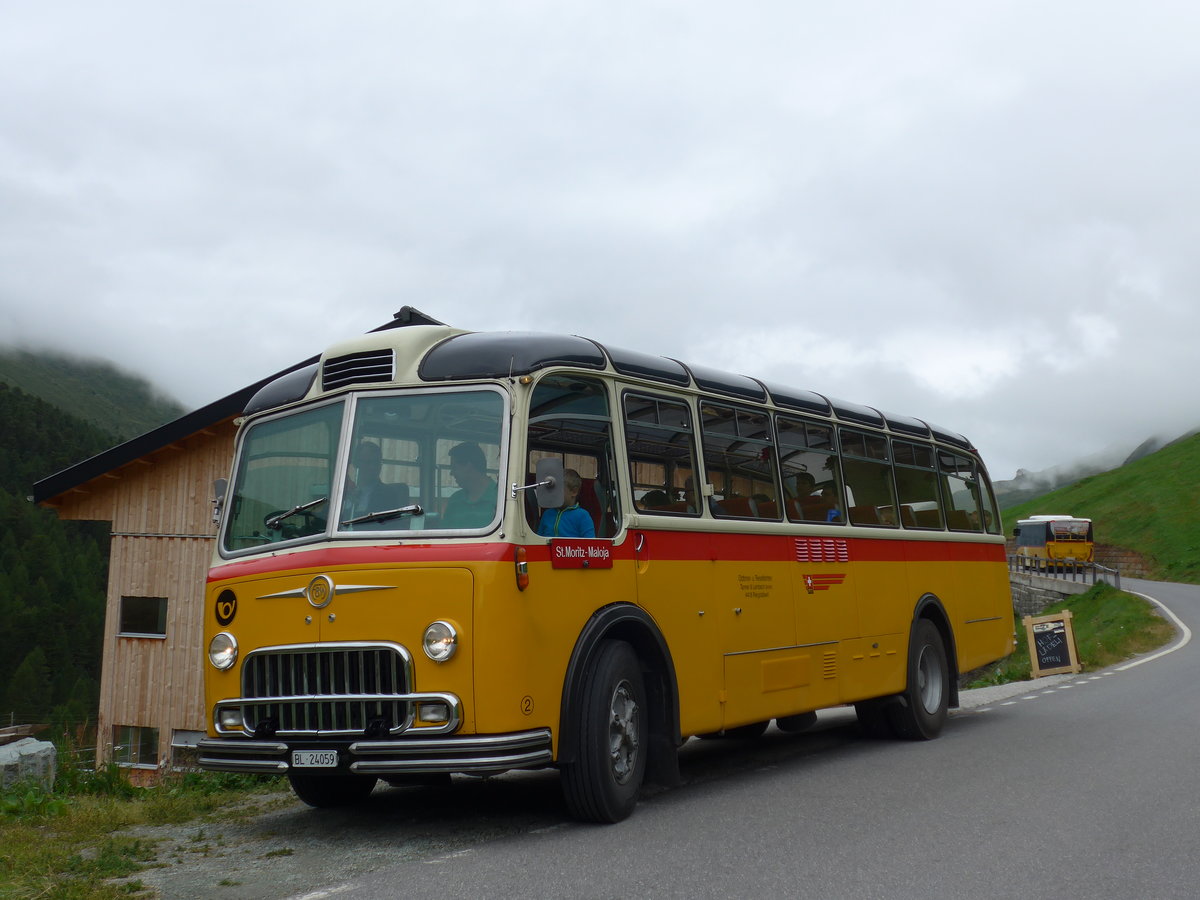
1116 590 1192 671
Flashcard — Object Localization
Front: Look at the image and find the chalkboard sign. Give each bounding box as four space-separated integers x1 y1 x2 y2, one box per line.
1023 611 1081 678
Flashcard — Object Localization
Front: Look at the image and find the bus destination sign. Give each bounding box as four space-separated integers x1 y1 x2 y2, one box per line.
550 539 614 569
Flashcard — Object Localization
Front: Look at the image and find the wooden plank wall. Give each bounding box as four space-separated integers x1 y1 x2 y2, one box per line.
98 536 215 762
50 419 238 770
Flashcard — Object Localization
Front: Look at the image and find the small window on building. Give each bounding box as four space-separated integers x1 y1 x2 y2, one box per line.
169 730 205 772
113 725 159 768
118 596 167 637
170 730 205 750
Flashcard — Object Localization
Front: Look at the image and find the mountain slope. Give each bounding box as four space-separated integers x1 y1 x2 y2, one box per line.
1001 432 1200 584
0 382 116 727
0 347 186 442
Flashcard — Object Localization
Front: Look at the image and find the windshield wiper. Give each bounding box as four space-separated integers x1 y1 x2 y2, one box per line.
265 496 328 529
341 504 424 527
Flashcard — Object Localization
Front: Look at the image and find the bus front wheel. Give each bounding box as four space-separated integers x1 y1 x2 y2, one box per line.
561 639 647 823
888 619 949 741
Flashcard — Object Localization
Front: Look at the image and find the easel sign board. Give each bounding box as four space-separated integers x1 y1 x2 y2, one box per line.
1023 611 1082 678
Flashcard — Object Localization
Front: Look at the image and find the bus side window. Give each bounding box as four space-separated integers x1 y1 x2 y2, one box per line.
893 440 943 530
624 393 699 518
526 374 621 537
840 428 898 528
939 451 984 532
700 404 780 520
776 416 843 524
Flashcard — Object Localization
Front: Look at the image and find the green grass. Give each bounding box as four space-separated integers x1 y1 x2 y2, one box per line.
1001 432 1200 584
0 759 283 900
965 582 1176 686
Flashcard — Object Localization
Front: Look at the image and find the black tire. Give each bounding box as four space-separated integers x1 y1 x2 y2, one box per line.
288 772 377 808
775 711 818 734
561 640 647 823
888 619 949 740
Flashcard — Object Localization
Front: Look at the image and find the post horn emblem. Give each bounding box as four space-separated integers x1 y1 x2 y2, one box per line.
306 575 335 609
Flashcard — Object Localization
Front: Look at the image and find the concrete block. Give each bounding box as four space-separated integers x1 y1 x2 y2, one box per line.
0 738 58 791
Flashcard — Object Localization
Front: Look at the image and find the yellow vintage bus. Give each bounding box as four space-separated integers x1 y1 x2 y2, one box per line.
1012 515 1094 567
197 308 1013 822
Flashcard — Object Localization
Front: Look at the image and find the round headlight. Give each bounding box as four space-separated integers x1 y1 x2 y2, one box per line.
208 632 238 670
423 620 458 663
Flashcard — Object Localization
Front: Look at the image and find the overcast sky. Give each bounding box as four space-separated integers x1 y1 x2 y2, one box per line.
2 1 1197 481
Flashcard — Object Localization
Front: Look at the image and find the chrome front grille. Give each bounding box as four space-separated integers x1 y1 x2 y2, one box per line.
240 643 413 737
322 349 395 391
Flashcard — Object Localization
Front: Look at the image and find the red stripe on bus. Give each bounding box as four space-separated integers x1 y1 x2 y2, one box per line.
208 542 518 581
209 530 1003 582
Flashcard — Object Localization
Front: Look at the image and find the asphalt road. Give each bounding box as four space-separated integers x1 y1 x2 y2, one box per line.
129 577 1200 899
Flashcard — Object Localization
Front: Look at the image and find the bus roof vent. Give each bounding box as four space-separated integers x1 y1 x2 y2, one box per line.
322 349 396 391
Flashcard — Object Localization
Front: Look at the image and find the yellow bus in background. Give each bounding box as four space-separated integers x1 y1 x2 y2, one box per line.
1013 514 1095 567
197 308 1013 823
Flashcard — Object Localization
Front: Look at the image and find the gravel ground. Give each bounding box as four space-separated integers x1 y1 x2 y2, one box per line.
111 677 1074 899
112 771 568 899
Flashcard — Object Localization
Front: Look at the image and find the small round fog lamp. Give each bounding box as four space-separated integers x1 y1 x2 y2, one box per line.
423 620 458 663
208 632 238 670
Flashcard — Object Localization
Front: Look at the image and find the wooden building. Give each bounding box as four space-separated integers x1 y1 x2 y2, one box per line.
31 339 365 781
32 309 437 778
34 378 279 778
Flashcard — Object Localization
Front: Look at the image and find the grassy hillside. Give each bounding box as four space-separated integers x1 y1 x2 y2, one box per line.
0 347 186 443
1001 432 1200 584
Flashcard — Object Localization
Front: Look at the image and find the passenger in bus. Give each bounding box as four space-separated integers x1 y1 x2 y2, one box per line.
683 476 724 515
789 472 841 522
639 489 670 510
345 440 409 526
538 468 596 537
816 488 843 523
443 442 497 529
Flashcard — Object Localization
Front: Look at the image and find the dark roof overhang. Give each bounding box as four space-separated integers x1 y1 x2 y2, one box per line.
33 307 439 506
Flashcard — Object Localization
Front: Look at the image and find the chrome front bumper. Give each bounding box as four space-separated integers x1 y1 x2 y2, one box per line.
196 728 554 776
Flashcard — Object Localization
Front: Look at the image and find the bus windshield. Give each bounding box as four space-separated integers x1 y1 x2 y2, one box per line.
221 388 507 553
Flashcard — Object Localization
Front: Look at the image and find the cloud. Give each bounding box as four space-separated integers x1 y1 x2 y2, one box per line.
2 1 1199 482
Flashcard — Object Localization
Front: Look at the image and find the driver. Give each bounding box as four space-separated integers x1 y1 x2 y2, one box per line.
345 440 409 527
442 442 497 529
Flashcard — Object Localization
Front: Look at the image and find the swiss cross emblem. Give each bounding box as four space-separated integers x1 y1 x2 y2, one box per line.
802 573 847 593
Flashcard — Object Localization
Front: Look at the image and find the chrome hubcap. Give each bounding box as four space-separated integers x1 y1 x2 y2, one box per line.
916 645 943 715
608 679 641 784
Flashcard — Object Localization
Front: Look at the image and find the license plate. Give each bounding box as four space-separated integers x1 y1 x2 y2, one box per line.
292 750 338 768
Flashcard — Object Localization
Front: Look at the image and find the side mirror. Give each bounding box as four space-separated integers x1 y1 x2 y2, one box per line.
534 458 564 510
510 458 565 508
212 478 228 525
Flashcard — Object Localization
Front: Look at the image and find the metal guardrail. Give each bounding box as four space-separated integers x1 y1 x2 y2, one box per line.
1008 555 1121 591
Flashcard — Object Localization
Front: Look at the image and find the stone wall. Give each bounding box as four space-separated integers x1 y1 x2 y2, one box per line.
1094 545 1152 578
1009 570 1104 617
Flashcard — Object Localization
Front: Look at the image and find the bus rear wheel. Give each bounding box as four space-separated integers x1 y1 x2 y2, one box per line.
888 619 949 740
288 772 377 808
561 640 647 823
